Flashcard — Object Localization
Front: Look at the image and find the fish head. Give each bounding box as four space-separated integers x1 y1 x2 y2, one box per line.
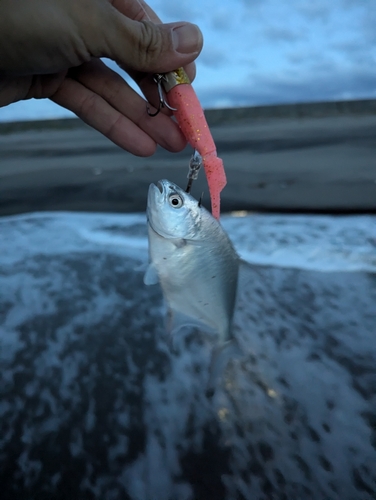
147 179 202 240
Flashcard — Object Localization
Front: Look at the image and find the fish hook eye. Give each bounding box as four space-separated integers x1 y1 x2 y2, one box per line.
168 193 183 208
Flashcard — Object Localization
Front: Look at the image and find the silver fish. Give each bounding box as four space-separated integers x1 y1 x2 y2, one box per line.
145 179 239 343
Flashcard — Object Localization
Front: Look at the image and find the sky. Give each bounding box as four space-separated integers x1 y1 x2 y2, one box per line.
1 0 375 122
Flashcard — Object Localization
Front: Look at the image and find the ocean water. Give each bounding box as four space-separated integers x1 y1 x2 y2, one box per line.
0 211 375 499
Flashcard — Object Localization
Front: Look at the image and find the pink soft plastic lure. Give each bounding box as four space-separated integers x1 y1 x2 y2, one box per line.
161 69 226 220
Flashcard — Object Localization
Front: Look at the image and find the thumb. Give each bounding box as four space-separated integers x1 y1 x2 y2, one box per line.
98 15 203 74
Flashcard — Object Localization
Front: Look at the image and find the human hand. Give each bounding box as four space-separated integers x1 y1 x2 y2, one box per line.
0 0 203 156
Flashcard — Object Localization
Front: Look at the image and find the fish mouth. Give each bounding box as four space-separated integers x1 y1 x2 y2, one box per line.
148 181 164 205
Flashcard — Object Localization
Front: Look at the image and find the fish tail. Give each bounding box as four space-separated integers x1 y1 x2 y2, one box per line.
206 339 243 396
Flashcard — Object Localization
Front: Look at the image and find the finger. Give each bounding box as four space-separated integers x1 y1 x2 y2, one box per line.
0 75 31 106
51 76 157 157
109 0 162 23
72 59 187 151
109 0 197 98
95 2 203 74
0 71 65 106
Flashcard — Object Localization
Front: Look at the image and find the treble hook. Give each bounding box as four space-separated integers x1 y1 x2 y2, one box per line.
186 150 202 193
147 74 177 117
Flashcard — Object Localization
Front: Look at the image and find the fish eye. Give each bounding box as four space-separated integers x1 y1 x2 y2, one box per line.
168 193 183 208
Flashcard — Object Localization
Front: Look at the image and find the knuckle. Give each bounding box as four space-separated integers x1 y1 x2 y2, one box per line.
136 21 166 71
105 114 123 139
79 92 97 117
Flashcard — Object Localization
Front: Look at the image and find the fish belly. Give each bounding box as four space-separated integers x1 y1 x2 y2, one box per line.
153 238 238 341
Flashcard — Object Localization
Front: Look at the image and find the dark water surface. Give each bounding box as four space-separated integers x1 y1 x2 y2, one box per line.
0 213 375 499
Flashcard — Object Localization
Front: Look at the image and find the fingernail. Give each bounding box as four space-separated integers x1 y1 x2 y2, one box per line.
172 23 203 54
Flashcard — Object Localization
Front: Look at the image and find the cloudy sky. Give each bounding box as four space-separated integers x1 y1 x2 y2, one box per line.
1 0 375 121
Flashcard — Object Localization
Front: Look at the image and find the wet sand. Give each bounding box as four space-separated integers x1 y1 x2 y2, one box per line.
1 99 376 216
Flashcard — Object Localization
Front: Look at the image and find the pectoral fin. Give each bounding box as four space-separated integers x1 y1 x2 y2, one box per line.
143 263 159 286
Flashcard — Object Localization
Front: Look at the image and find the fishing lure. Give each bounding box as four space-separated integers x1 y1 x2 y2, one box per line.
147 69 226 220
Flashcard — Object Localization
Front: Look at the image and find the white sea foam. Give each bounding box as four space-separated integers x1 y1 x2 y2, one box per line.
0 211 375 271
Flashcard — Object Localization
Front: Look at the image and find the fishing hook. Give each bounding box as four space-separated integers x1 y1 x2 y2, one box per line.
186 150 202 193
146 74 177 117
